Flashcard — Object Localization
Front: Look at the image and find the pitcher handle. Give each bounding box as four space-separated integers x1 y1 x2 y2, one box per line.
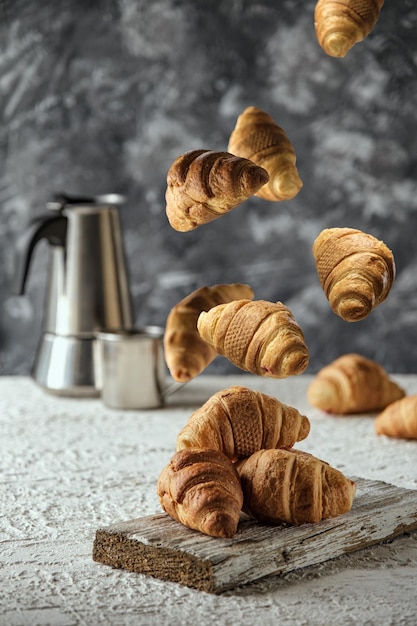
14 212 67 295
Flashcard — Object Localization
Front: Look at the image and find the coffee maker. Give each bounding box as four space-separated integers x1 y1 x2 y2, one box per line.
14 193 134 396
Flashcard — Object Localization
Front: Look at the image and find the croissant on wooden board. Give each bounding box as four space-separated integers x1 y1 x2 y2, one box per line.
197 299 309 378
312 227 395 322
176 385 310 461
165 149 269 232
227 106 303 202
375 395 417 440
157 448 243 538
164 283 254 382
236 448 356 525
307 353 405 415
314 0 385 58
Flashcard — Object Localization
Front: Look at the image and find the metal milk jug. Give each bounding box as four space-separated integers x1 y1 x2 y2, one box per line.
14 193 134 396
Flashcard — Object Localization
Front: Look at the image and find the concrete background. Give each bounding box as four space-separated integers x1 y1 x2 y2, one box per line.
1 0 417 376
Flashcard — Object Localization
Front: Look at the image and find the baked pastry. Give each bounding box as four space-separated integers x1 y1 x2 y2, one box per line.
164 283 254 382
375 395 417 440
228 106 303 201
236 448 356 525
176 385 310 461
165 149 269 231
197 299 309 378
312 227 395 322
157 448 243 538
307 353 405 414
314 0 385 58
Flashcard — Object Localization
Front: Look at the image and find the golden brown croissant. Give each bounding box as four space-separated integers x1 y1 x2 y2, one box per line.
157 448 243 538
197 299 309 378
314 0 385 58
165 149 269 232
227 106 303 202
307 353 405 414
313 227 395 322
176 385 310 461
236 448 356 525
164 283 254 382
375 395 417 440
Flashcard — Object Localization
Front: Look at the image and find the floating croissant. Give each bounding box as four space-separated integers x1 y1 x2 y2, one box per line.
314 0 385 58
197 299 309 378
375 395 417 440
236 448 356 525
228 106 303 202
157 448 243 538
165 149 269 231
313 227 395 322
307 353 405 414
164 283 254 382
176 385 310 460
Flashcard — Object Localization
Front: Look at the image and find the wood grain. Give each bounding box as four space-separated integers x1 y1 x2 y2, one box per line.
92 478 417 593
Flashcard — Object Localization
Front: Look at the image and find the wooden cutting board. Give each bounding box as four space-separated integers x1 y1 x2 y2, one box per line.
93 478 417 593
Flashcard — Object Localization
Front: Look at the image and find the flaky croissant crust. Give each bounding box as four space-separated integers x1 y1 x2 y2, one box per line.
157 448 244 538
314 0 385 58
165 149 269 231
197 299 309 378
164 283 254 382
228 106 303 202
313 227 395 322
307 353 405 414
236 448 356 525
176 385 310 460
375 395 417 440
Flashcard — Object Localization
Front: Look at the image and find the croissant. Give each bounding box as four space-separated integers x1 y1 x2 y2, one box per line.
197 299 309 378
313 227 395 322
307 353 405 414
164 283 254 382
176 385 310 461
375 395 417 440
157 448 243 538
314 0 385 58
228 106 303 202
236 448 356 525
165 149 269 231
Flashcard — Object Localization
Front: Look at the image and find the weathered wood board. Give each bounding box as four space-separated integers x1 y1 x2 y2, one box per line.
93 478 417 593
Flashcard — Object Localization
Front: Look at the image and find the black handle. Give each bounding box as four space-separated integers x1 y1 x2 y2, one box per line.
14 212 68 295
49 191 97 208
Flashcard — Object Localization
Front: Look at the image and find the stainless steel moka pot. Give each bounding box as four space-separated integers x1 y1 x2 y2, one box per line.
14 193 134 396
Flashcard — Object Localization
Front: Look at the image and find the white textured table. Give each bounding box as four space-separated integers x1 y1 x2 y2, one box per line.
2 375 417 626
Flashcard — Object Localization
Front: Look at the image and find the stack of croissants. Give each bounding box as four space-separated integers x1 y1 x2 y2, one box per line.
158 384 357 539
154 0 417 539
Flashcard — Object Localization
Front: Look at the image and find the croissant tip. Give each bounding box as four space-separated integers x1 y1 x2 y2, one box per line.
307 379 333 412
172 368 193 383
205 512 238 538
270 173 303 201
176 436 195 451
261 351 309 378
281 350 310 377
336 298 370 322
300 416 311 440
322 33 353 58
242 165 270 195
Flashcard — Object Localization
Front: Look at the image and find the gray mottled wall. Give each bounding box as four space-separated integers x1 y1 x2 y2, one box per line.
1 0 417 376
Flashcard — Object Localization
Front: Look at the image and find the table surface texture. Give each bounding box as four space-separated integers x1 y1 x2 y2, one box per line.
1 374 417 626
